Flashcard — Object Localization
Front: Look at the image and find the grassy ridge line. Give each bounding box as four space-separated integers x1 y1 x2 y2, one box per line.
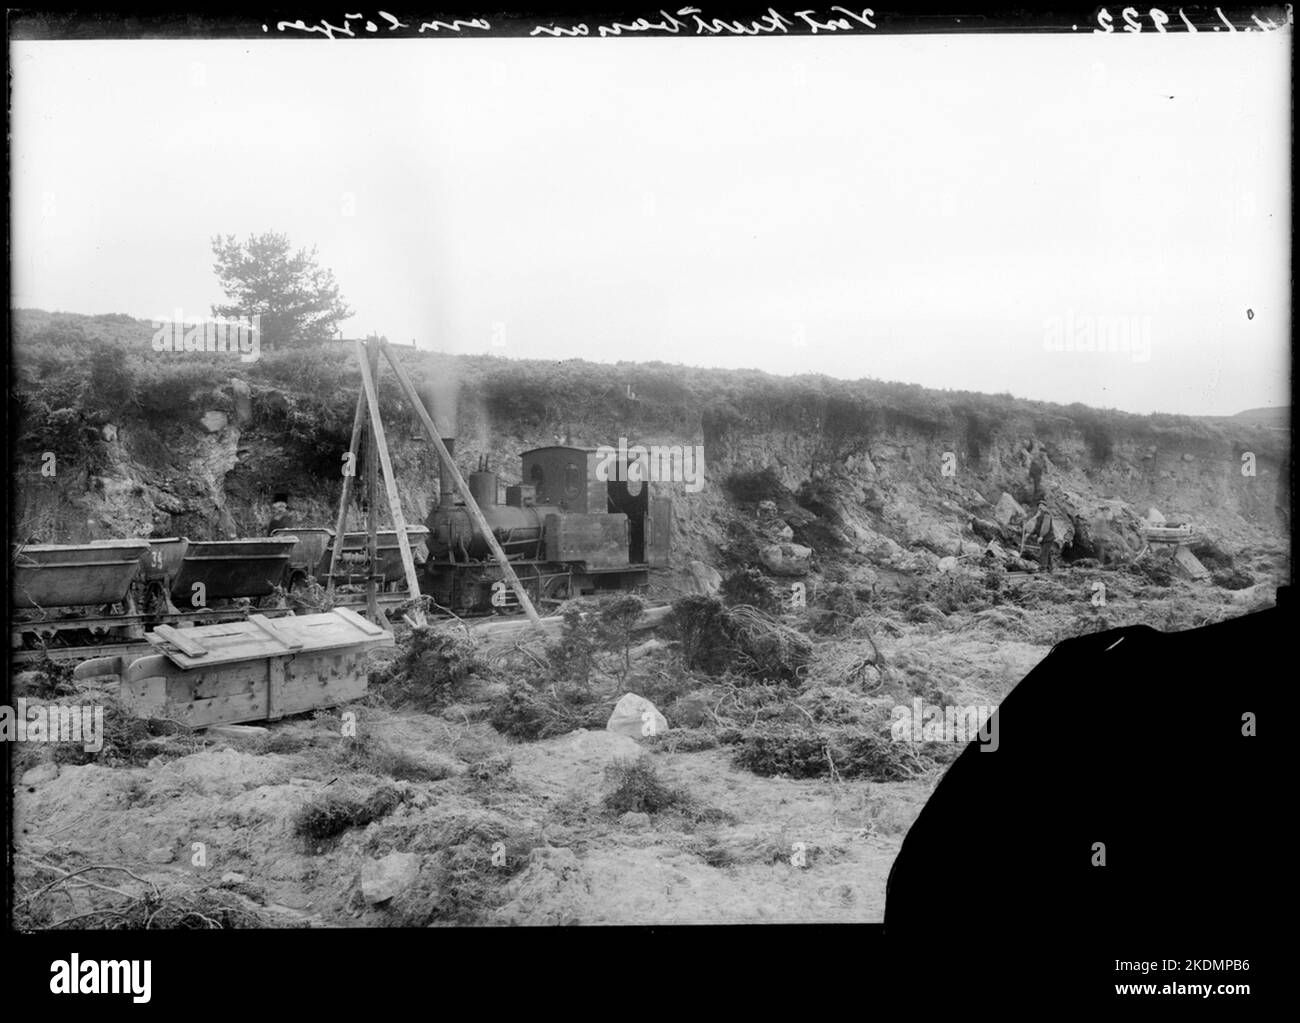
10 308 1288 470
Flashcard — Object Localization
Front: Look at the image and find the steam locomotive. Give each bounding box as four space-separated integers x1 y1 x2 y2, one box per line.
422 442 671 612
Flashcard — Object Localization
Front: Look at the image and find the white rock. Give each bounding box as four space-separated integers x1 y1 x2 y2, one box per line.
759 543 814 576
937 556 959 574
777 523 795 541
606 693 669 740
993 493 1025 529
200 410 228 433
686 559 722 596
361 852 421 904
229 378 253 425
1145 507 1166 524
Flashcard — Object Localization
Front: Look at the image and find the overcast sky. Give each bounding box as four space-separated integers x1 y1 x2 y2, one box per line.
10 31 1291 416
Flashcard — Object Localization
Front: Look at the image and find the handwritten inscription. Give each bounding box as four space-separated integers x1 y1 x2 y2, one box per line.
266 11 491 38
263 5 1290 38
265 7 877 39
1093 6 1291 32
535 6 876 37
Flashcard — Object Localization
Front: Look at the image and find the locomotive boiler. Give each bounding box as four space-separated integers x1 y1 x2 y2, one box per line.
423 442 671 613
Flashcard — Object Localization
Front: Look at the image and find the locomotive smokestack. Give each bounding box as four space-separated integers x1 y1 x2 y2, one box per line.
418 379 458 508
439 437 456 507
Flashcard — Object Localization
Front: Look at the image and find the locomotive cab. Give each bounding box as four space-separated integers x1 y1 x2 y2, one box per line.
423 444 670 612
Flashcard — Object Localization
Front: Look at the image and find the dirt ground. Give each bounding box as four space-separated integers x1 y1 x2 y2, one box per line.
9 566 1282 928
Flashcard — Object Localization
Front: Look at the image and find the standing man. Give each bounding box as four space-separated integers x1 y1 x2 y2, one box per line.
1021 501 1059 572
1027 442 1048 505
267 493 295 535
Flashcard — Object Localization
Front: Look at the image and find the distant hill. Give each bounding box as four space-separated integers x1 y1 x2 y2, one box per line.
1230 406 1289 428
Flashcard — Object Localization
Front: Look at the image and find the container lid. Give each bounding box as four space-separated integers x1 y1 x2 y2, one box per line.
146 607 393 668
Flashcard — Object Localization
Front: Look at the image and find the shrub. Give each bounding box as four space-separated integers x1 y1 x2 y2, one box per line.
330 734 455 782
1188 539 1234 573
725 467 786 504
602 757 692 815
52 699 173 768
1125 558 1173 587
731 728 940 781
669 596 811 683
1212 568 1255 591
546 602 600 687
81 343 137 420
720 566 778 612
25 652 76 699
900 570 991 616
371 626 479 711
809 581 869 634
669 595 736 676
598 594 645 679
488 681 607 741
292 785 404 848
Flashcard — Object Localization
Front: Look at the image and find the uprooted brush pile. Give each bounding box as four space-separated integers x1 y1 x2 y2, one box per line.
293 783 408 849
14 860 295 929
669 595 812 683
730 727 950 781
368 624 481 711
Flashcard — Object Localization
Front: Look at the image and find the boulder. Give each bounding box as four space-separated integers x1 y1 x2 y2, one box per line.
200 410 228 433
937 556 959 574
970 516 1003 542
994 493 1025 529
912 523 959 556
606 693 668 740
777 522 795 541
361 852 421 904
685 559 722 596
229 378 253 425
1145 507 1166 525
1172 546 1210 581
1228 583 1274 608
759 543 814 576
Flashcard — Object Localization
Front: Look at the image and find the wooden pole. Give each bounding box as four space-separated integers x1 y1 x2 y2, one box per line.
377 339 545 632
327 387 367 595
365 343 382 624
356 339 426 625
